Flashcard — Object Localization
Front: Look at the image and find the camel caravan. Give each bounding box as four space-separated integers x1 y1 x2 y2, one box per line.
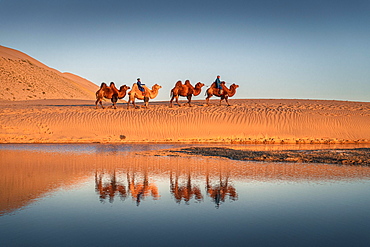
95 76 239 109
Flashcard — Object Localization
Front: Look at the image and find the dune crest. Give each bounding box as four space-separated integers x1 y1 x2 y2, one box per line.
0 45 98 101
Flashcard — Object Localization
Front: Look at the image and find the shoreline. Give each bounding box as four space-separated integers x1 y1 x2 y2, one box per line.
137 146 370 166
1 139 370 144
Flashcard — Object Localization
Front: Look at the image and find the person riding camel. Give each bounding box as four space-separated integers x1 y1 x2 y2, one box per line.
215 75 223 94
137 78 145 95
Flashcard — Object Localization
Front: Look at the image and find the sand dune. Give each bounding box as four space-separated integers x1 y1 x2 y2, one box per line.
0 45 98 101
0 99 369 144
1 45 369 144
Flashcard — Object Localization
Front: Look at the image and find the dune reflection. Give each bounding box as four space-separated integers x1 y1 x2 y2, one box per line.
1 148 370 215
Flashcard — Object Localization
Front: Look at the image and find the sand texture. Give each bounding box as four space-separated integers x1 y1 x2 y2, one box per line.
1 45 369 144
0 45 98 101
0 99 369 144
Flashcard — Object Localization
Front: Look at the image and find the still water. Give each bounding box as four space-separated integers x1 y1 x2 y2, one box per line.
1 144 370 247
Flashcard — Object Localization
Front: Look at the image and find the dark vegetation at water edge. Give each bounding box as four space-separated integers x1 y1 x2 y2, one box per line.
169 147 370 166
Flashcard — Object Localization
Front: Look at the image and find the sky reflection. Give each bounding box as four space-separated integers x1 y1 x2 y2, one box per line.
1 146 370 246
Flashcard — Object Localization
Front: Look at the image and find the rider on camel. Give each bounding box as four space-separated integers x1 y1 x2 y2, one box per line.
215 75 223 94
137 78 145 95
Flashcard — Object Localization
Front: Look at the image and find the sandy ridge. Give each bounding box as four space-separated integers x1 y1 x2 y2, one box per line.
0 45 98 101
0 99 369 144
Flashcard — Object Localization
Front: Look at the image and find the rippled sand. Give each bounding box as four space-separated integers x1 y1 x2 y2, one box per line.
0 98 369 144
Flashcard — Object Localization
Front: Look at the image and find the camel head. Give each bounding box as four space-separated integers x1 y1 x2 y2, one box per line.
152 84 162 90
231 83 239 89
119 85 130 91
195 82 205 88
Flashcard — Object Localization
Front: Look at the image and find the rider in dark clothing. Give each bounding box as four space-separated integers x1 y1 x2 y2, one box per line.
137 78 145 95
215 75 223 94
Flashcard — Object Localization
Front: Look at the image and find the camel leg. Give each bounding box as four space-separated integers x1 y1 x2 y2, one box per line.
95 99 104 109
132 99 138 109
144 97 149 108
219 96 225 106
176 95 181 107
170 95 175 108
127 98 132 109
225 96 231 106
206 94 212 106
111 96 118 109
187 95 192 107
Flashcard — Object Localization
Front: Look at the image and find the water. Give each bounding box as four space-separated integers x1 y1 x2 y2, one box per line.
1 144 370 247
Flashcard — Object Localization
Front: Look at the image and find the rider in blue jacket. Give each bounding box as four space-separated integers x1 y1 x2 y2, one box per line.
137 78 145 95
215 75 223 94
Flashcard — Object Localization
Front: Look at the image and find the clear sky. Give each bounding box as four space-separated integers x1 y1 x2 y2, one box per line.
1 0 370 102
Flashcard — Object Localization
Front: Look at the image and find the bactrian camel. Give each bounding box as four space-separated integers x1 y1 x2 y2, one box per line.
127 83 162 109
169 80 205 107
95 82 130 109
205 81 239 106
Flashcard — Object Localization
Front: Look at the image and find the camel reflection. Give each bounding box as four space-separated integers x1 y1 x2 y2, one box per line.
95 169 160 206
95 170 128 203
206 173 238 208
127 171 160 206
94 163 238 207
170 172 203 204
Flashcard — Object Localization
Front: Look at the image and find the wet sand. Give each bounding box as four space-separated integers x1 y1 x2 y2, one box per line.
144 146 370 165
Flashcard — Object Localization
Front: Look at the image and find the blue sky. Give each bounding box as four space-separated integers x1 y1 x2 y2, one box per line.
1 0 370 102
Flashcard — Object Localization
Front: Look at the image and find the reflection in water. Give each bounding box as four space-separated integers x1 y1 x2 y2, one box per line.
1 145 370 247
95 170 238 208
206 173 238 208
1 148 370 215
95 170 128 203
95 169 160 206
94 167 238 208
170 170 203 204
127 170 160 206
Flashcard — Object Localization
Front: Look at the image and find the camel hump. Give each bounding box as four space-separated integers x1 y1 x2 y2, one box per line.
100 82 107 88
174 80 182 87
184 80 193 87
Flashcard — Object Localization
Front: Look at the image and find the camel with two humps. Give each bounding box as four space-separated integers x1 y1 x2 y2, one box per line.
170 80 205 107
95 82 130 109
205 81 239 106
127 83 162 109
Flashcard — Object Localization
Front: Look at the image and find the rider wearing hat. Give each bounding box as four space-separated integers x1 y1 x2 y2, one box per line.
215 75 223 94
137 78 145 95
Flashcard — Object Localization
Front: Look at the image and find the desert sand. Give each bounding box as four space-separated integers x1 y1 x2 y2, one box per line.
0 45 98 101
0 98 369 144
1 45 370 144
